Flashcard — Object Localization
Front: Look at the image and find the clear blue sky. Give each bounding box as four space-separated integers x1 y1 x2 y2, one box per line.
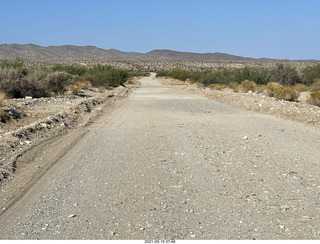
0 0 319 59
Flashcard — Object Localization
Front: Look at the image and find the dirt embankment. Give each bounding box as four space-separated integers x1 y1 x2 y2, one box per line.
159 77 320 127
0 83 136 185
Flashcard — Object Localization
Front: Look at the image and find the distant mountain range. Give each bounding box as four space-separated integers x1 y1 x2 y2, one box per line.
0 44 275 62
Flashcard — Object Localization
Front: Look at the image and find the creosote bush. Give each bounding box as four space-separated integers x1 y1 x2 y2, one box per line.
45 72 74 95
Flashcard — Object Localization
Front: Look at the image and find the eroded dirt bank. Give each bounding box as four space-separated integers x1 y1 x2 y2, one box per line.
0 84 136 187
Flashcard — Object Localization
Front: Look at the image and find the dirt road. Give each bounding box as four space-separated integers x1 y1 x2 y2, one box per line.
1 74 320 239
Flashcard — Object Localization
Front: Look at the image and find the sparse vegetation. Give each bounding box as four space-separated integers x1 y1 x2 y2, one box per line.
156 64 320 102
0 59 144 99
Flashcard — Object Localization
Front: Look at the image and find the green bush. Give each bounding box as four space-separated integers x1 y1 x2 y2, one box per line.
0 58 24 69
156 70 169 77
168 68 190 81
234 67 271 84
199 70 233 85
301 64 320 85
271 63 300 85
45 72 74 95
51 64 88 76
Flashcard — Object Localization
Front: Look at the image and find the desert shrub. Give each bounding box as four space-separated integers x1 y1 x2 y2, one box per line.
0 68 29 98
188 71 202 82
293 83 308 92
167 68 190 81
307 91 320 106
271 63 300 85
0 90 5 105
24 70 50 97
98 86 105 93
301 64 320 85
45 72 74 95
156 70 168 77
107 68 130 87
266 82 282 97
126 77 134 85
228 81 240 90
234 67 271 84
0 58 24 69
67 81 92 94
274 86 299 101
236 80 257 93
309 81 320 92
255 84 267 94
199 70 233 86
266 82 299 101
0 90 5 119
51 64 87 76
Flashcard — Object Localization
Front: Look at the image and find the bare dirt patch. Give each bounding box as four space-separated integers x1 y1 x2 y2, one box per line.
159 77 320 126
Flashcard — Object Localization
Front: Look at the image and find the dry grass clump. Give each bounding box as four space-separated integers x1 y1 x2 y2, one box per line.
68 81 92 94
0 90 6 120
266 82 299 101
293 83 308 92
307 91 320 106
255 84 267 94
309 81 320 92
234 80 257 93
126 77 135 85
228 81 239 90
266 82 282 97
209 83 227 90
274 86 299 101
98 86 106 93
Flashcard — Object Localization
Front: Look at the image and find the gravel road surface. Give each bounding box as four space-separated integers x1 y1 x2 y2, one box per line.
1 74 320 240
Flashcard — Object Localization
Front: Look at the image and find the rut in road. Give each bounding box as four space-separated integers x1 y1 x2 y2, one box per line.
1 74 320 239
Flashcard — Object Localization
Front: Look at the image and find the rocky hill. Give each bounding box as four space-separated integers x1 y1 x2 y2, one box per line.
0 44 273 62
